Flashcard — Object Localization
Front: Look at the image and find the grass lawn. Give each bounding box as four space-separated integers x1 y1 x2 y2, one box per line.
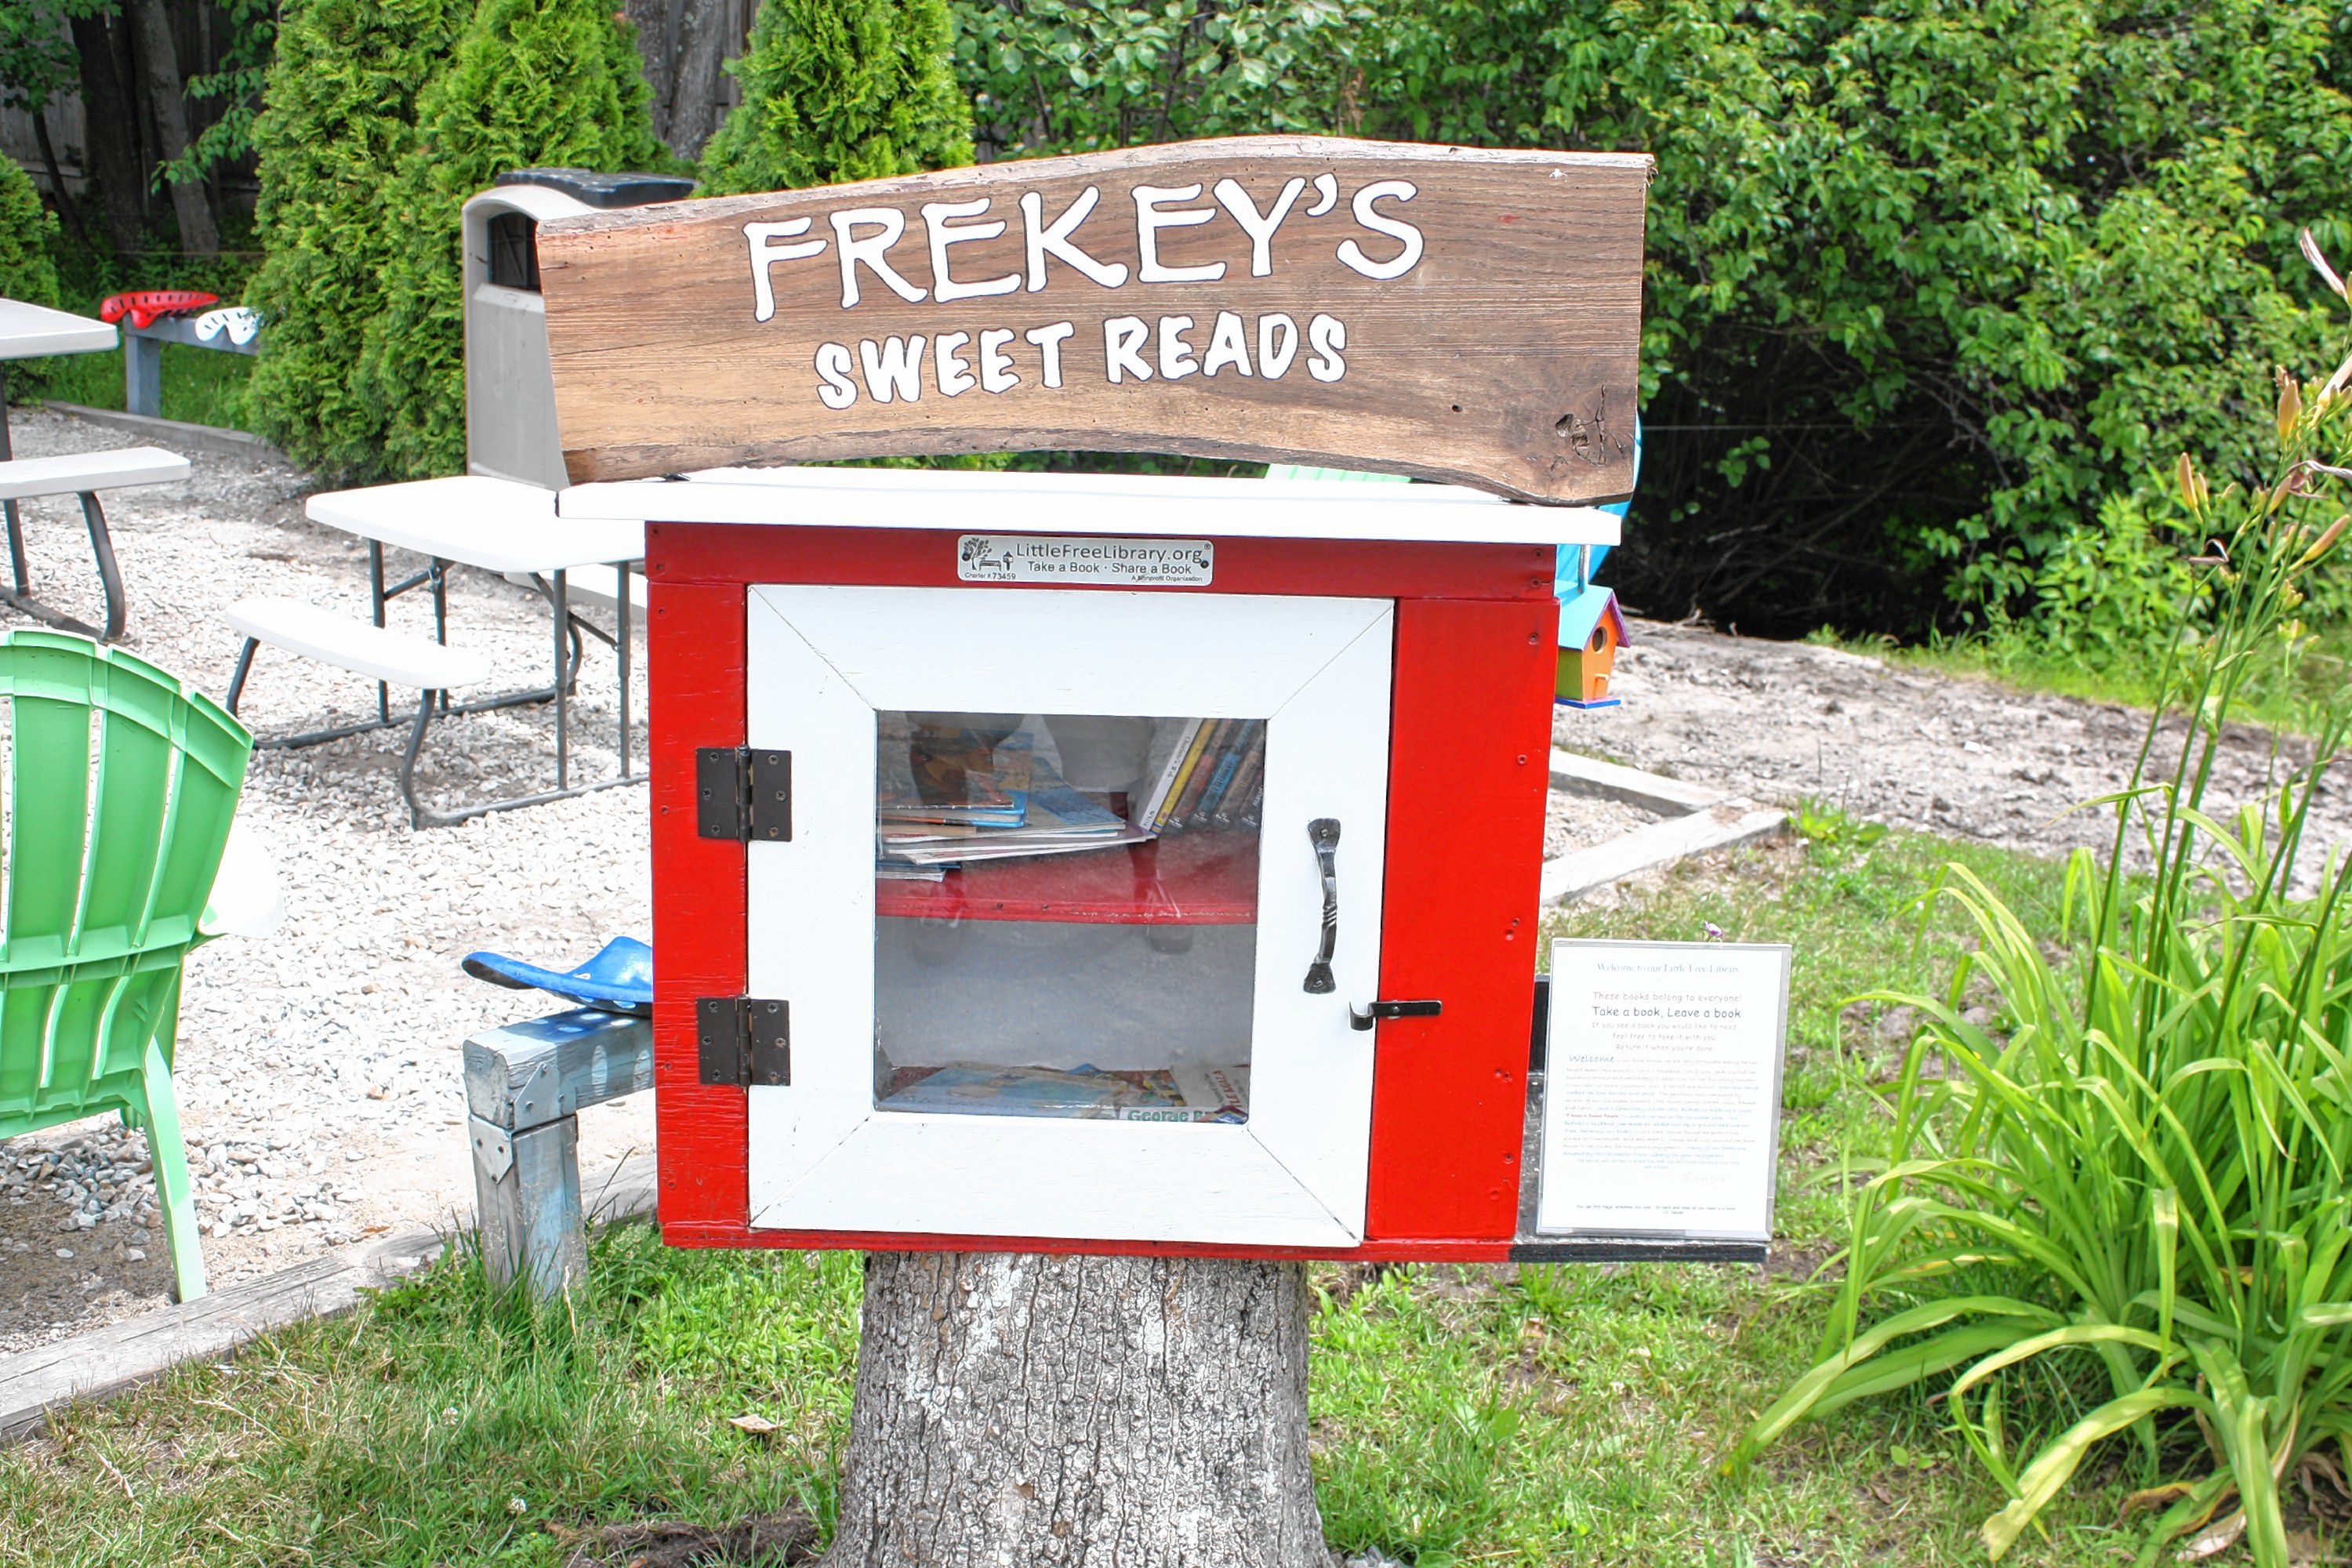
2 827 2187 1568
24 336 257 433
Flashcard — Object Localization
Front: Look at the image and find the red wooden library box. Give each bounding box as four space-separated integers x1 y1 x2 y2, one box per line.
537 134 1719 1261
557 467 1759 1264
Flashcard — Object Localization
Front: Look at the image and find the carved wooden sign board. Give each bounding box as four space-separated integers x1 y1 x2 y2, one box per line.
537 136 1652 505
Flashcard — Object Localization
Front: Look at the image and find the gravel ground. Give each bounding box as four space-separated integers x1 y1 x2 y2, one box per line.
1543 792 1661 858
1557 617 2351 880
0 407 651 1353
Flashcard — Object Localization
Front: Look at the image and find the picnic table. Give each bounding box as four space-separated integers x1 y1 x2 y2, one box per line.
0 299 188 639
230 475 644 823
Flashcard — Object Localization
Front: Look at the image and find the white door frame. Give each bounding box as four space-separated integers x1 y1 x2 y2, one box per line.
743 585 1392 1247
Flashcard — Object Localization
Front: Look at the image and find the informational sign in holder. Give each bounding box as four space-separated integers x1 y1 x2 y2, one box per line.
1536 939 1791 1243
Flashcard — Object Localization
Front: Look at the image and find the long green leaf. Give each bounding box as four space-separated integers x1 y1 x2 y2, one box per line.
1983 1389 2205 1559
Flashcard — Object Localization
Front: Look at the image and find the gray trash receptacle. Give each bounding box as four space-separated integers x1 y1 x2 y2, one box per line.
463 169 695 489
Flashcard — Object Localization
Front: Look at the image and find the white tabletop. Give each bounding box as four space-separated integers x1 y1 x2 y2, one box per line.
558 464 1624 549
0 298 117 361
306 474 644 575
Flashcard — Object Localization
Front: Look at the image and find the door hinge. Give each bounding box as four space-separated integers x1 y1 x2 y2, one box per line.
697 747 791 842
695 996 792 1087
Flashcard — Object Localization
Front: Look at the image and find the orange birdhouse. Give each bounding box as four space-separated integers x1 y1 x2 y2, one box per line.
1555 586 1628 708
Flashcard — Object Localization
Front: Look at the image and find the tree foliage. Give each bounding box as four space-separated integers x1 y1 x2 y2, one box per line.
357 0 671 478
241 0 469 477
955 0 1368 158
958 0 2352 636
0 154 60 309
162 0 279 191
699 0 972 196
1362 0 2352 632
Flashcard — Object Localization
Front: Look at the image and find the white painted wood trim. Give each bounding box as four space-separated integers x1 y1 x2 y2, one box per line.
742 585 1392 1246
743 592 882 1205
559 465 1621 549
756 585 1392 717
1240 610 1389 1237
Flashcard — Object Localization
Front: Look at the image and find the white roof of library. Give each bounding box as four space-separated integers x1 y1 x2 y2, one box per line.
557 465 1621 548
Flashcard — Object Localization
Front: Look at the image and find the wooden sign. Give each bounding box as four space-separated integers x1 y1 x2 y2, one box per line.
536 136 1651 505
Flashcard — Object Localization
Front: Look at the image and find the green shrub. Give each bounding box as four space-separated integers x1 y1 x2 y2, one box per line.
0 154 59 309
1359 0 2350 636
1736 246 2352 1566
699 0 972 196
0 157 62 399
241 0 467 478
357 0 670 479
956 0 1370 158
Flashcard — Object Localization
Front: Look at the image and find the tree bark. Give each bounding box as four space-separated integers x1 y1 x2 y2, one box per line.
662 0 735 162
823 1251 1336 1568
70 9 154 254
625 0 738 160
122 0 220 256
31 114 96 253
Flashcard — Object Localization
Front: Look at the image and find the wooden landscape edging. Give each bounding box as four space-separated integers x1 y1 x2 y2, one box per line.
538 136 1652 505
1541 749 1788 905
0 1155 656 1441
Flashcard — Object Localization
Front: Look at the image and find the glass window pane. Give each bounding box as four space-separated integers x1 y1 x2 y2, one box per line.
873 712 1262 1123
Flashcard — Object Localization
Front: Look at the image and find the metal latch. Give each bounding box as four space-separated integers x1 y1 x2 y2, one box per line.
696 996 792 1086
697 747 792 842
1350 999 1443 1032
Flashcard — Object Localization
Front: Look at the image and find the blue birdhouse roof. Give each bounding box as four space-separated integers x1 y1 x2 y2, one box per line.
1559 586 1628 650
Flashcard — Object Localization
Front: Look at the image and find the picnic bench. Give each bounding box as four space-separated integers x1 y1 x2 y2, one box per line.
222 474 644 826
223 597 494 828
0 297 192 641
0 447 191 642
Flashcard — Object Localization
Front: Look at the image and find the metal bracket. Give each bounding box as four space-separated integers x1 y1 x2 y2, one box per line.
1349 999 1443 1032
511 1058 561 1128
696 996 792 1087
468 1115 514 1181
696 747 792 842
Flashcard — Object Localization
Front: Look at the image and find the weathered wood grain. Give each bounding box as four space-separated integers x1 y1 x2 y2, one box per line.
1537 800 1789 906
538 135 1651 504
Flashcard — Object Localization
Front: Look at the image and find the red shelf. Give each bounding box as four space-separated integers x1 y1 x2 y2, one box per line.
875 829 1260 924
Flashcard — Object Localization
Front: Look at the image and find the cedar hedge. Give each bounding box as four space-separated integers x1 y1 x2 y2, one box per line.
241 0 470 479
698 0 971 197
356 0 672 480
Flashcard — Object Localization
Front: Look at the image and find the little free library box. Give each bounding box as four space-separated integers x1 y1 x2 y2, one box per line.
540 136 1760 1264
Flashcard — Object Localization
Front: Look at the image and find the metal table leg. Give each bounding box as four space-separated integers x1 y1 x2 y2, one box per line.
431 558 451 713
617 561 633 779
1 365 20 605
553 568 569 789
0 367 131 641
368 540 389 724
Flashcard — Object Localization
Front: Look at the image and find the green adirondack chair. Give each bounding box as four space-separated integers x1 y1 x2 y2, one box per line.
0 630 262 1304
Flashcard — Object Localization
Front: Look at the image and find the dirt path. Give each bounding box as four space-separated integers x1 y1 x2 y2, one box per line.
1556 619 2350 879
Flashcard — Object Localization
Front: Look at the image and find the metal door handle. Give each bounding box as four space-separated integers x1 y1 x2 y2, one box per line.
1304 818 1341 993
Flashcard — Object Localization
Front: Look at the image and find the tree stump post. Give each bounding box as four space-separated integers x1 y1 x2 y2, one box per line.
822 1250 1335 1568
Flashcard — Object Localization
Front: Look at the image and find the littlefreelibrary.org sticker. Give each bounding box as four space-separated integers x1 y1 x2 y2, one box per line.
956 535 1212 586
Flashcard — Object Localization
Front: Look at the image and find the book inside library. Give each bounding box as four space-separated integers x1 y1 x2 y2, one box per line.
872 710 1268 1125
